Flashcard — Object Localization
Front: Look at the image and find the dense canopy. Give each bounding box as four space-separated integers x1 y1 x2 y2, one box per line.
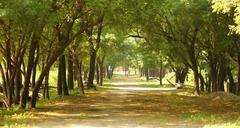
1 0 240 127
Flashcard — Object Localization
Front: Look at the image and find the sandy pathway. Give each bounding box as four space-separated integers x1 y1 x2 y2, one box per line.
28 76 202 128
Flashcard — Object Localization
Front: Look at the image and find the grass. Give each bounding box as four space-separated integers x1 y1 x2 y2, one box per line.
103 75 176 88
0 86 89 127
0 107 32 127
182 112 240 125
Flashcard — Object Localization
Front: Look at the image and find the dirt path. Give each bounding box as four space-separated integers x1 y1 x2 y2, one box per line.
9 75 239 128
25 76 204 128
35 92 187 128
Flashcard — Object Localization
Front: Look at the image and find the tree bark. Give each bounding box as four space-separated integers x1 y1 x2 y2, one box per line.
77 61 84 94
87 50 97 88
32 45 39 88
61 55 69 96
106 66 111 79
218 63 226 92
57 57 63 96
199 73 205 92
43 72 50 99
96 63 100 84
83 70 88 81
99 60 104 86
189 49 200 94
14 68 21 104
145 68 149 81
159 60 163 85
68 52 74 90
32 63 37 88
21 34 39 109
237 53 240 96
227 67 235 94
0 64 7 101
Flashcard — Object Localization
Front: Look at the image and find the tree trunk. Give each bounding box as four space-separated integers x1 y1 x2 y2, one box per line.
21 34 39 109
175 71 180 83
174 67 188 84
61 55 69 96
237 53 240 96
32 46 39 88
96 63 100 84
159 61 163 85
43 72 50 99
110 67 114 78
57 57 63 96
73 64 78 81
32 64 37 89
83 70 88 81
31 48 67 108
5 35 13 107
206 73 211 93
189 43 200 95
31 27 86 108
68 52 74 90
14 68 21 104
77 61 84 94
227 67 235 94
145 68 149 81
99 61 104 86
199 73 205 92
87 50 97 89
106 66 111 79
193 69 200 95
0 64 8 102
217 64 226 92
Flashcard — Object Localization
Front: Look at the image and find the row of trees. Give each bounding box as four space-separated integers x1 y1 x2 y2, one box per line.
0 0 132 108
123 0 240 95
1 0 240 109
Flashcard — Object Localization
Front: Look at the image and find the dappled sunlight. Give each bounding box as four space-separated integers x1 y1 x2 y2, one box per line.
111 81 144 86
175 91 196 97
4 75 240 127
106 86 177 91
37 112 88 117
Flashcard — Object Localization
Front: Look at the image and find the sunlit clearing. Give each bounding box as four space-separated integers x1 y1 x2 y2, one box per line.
107 87 176 91
111 82 144 85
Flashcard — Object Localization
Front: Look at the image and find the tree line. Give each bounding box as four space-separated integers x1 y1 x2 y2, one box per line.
126 0 240 96
0 0 240 109
0 0 126 108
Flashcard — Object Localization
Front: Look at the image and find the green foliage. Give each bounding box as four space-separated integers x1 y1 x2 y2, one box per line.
2 0 50 32
212 0 240 34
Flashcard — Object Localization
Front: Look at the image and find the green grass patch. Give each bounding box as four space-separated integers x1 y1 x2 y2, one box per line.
182 112 240 124
0 107 24 117
0 108 31 127
3 113 32 128
182 112 216 122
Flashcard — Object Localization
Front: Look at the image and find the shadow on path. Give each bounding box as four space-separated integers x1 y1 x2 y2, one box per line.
30 75 203 128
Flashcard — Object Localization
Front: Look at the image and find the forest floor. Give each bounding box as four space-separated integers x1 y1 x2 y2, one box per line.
1 75 240 128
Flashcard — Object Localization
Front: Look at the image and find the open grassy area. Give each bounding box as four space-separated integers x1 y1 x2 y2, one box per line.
103 75 176 88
